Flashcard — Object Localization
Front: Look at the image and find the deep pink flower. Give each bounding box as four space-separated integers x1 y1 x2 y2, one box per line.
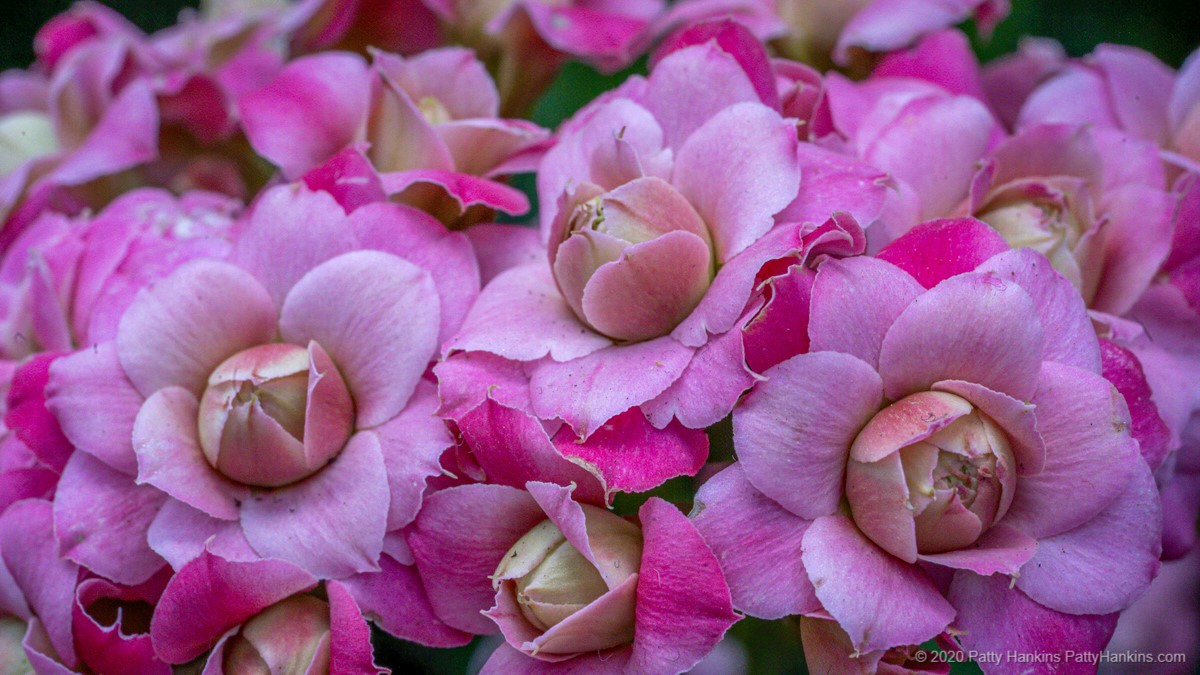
45 184 477 581
409 481 738 673
694 220 1160 662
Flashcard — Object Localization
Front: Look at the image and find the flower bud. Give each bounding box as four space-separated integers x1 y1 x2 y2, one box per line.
0 111 57 177
846 392 1017 561
223 595 331 675
551 176 715 342
197 341 354 488
976 180 1087 291
493 504 643 655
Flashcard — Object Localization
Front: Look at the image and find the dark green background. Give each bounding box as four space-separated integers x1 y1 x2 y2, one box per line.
0 0 1195 673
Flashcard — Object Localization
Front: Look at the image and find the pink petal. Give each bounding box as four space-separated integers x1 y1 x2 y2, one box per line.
628 498 739 674
1015 458 1161 615
837 0 990 62
463 224 545 286
691 464 820 619
643 319 758 429
53 452 166 585
1003 363 1141 538
239 52 371 179
918 524 1037 576
809 256 924 369
408 484 545 634
234 185 357 307
340 554 472 648
932 379 1046 475
326 581 382 674
240 431 389 578
735 351 883 519
5 353 72 473
801 515 955 653
0 500 78 668
643 43 761 152
878 271 1044 401
381 169 530 217
434 351 533 421
301 146 387 213
651 19 779 108
876 217 1010 290
873 29 987 100
1095 45 1175 145
529 336 693 438
448 264 612 363
552 408 707 496
116 260 277 398
146 500 257 571
774 144 890 228
279 251 439 429
133 387 248 521
45 343 144 476
481 642 630 673
1100 339 1174 471
150 550 317 664
370 380 455 530
947 572 1117 673
672 102 800 262
1087 183 1175 316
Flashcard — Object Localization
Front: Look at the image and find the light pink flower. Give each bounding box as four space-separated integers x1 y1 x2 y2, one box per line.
694 219 1160 662
44 184 477 582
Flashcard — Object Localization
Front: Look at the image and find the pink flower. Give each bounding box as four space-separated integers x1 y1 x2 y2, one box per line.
694 219 1161 661
150 549 380 673
44 184 476 581
240 48 547 227
408 481 738 673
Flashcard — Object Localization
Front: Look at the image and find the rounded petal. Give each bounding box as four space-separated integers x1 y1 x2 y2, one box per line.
340 554 473 648
45 342 143 475
809 256 924 369
0 500 78 668
643 43 761 152
370 380 455 530
876 217 1011 290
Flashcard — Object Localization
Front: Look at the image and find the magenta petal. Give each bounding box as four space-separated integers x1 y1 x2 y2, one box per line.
735 352 882 519
691 464 820 619
234 185 356 307
552 408 707 496
530 337 693 438
0 500 78 668
1015 458 1161 615
240 431 389 578
809 256 923 369
802 515 954 653
1099 339 1173 471
919 524 1037 576
5 353 72 473
672 102 800 262
877 217 1011 290
279 250 439 429
457 398 605 504
325 581 382 674
150 550 317 664
54 452 166 585
133 387 248 521
628 498 739 674
948 572 1118 673
45 342 145 476
116 260 277 397
72 577 170 675
878 271 1044 401
239 52 371 179
448 264 612 362
341 554 472 648
1003 363 1140 538
409 484 545 634
371 380 454 530
302 146 387 213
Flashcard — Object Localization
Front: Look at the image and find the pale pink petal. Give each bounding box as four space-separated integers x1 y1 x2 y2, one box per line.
0 500 78 667
448 264 612 362
1094 45 1175 145
801 515 954 653
481 642 630 673
463 224 545 286
643 319 758 429
370 380 455 530
146 500 257 571
643 43 760 151
133 387 249 521
878 271 1044 401
529 336 693 438
809 256 923 368
919 524 1037 576
234 185 356 307
45 342 143 475
53 452 166 585
1088 184 1174 316
1003 363 1141 539
279 251 439 428
408 484 545 634
627 498 739 674
672 102 800 261
837 0 991 62
434 351 533 420
691 464 820 619
341 554 473 648
932 379 1046 475
735 352 882 519
1015 458 1161 615
774 144 890 228
116 260 277 397
240 431 389 578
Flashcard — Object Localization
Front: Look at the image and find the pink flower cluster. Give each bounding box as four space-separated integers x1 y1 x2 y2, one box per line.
1 1 1198 674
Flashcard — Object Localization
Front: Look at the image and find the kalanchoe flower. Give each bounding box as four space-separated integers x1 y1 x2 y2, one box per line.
44 184 477 581
693 220 1161 667
240 48 547 227
408 481 738 673
150 549 380 674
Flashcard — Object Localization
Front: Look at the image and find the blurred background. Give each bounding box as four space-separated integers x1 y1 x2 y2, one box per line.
0 0 1196 673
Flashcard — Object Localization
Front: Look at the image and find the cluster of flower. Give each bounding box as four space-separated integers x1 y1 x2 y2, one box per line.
0 0 1197 673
